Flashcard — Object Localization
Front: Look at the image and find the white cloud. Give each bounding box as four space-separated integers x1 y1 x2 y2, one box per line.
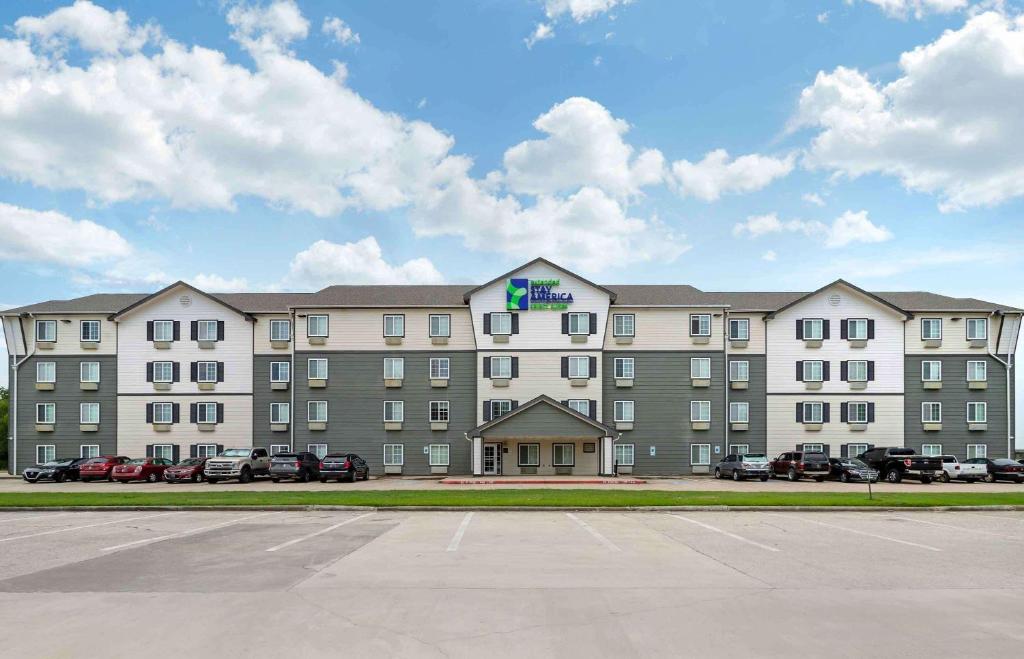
817 11 830 23
793 11 1024 211
762 250 777 262
824 209 893 247
802 192 826 206
322 16 360 46
0 202 132 267
525 22 555 48
544 0 632 23
138 214 169 231
286 236 445 288
593 55 603 66
417 97 427 109
671 149 795 202
732 210 893 248
14 0 159 54
192 273 250 293
227 0 309 50
853 0 968 20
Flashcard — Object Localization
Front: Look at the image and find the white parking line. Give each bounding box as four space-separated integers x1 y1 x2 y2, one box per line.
0 512 178 544
446 512 474 552
267 513 375 552
889 515 1024 540
670 514 780 552
102 512 277 552
566 513 621 552
781 515 941 552
968 513 1024 523
0 512 74 524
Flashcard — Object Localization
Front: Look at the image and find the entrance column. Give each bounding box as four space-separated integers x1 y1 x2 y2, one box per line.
601 436 614 476
472 436 483 476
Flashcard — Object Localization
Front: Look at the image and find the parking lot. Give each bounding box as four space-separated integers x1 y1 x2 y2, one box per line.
1 509 1023 657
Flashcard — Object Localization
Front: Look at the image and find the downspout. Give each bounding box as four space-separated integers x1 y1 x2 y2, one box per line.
723 308 729 459
987 311 1018 459
10 313 38 474
289 308 296 451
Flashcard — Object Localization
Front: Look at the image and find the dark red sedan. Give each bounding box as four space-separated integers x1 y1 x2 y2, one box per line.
163 457 209 483
79 456 130 482
112 458 173 483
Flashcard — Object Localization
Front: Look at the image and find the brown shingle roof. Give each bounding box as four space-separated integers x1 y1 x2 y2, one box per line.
302 285 469 307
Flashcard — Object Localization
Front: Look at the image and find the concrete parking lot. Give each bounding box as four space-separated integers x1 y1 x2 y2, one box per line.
1 509 1023 657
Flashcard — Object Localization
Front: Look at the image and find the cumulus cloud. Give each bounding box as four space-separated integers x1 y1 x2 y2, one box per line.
525 22 554 48
732 210 893 248
793 11 1024 211
802 192 826 207
544 0 632 23
0 202 132 267
286 236 445 288
322 16 360 46
762 250 777 262
226 0 309 50
671 149 795 202
192 273 251 293
853 0 968 20
13 0 159 53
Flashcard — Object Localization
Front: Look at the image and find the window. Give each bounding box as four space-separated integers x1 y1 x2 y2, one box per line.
729 444 750 455
967 402 987 423
196 361 218 383
614 400 634 423
429 314 451 338
802 318 823 340
489 399 513 420
689 314 711 336
384 400 404 422
270 319 291 342
80 320 101 342
36 445 55 464
921 361 942 382
921 318 942 340
307 315 329 337
568 355 590 379
35 320 56 343
729 402 749 423
690 443 711 466
802 360 823 382
80 361 100 383
614 357 634 379
80 444 100 458
429 444 450 466
384 444 404 466
568 312 590 335
195 444 218 458
152 320 174 342
430 357 450 380
567 400 590 417
152 361 174 383
36 362 56 383
36 403 55 424
966 318 987 341
847 360 868 382
80 403 100 424
552 443 574 466
429 400 450 423
690 400 711 422
847 401 868 424
490 356 512 379
308 444 328 460
307 401 328 423
613 314 635 337
196 402 217 424
728 360 749 382
153 445 173 460
847 318 868 340
384 314 405 337
308 358 328 380
967 444 987 460
614 444 635 466
921 402 942 423
847 444 868 458
691 358 711 379
490 312 512 335
270 402 290 424
518 443 540 466
384 357 405 380
803 443 824 453
269 444 290 456
967 360 987 382
197 320 218 341
728 318 749 341
270 361 290 383
152 402 173 424
922 444 942 457
802 402 823 423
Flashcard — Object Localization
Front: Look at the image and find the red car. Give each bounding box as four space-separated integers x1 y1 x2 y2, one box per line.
163 457 209 483
112 458 173 483
79 456 130 482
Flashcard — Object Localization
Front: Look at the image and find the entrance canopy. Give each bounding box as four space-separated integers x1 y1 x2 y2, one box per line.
467 395 618 440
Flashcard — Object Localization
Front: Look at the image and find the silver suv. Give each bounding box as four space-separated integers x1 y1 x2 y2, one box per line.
714 453 771 481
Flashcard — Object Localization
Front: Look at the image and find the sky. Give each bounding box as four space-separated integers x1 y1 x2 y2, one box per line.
0 0 1022 443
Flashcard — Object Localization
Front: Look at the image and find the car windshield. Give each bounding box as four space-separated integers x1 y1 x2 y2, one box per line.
220 449 250 457
176 458 205 466
741 455 768 463
805 452 827 460
842 459 868 468
85 458 108 464
272 454 298 460
127 459 146 465
992 459 1018 466
43 460 74 467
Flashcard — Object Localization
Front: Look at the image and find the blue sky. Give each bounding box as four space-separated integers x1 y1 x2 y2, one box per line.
1 0 1023 437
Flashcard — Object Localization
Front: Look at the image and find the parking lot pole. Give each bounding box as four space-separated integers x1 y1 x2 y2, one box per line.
867 477 873 500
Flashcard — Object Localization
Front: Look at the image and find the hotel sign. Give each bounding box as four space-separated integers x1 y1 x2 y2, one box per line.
506 278 575 311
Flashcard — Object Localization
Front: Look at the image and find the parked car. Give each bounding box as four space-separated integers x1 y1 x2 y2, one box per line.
270 452 321 483
769 450 830 481
78 456 130 482
22 458 91 483
858 447 942 484
966 458 1024 483
112 457 173 483
204 448 271 484
163 457 209 483
938 455 986 483
714 454 770 481
319 453 369 482
828 457 878 483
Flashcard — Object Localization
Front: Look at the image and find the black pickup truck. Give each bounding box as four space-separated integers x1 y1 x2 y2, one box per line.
857 447 942 484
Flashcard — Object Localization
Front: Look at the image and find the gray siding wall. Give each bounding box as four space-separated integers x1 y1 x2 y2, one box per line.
602 351 725 475
905 355 1011 459
14 355 117 470
725 355 767 454
293 351 476 475
253 355 292 448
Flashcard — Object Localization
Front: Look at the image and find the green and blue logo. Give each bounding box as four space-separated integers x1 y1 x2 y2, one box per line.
506 278 573 311
507 278 529 310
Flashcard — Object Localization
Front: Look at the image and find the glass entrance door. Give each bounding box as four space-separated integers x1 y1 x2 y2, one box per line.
483 443 501 476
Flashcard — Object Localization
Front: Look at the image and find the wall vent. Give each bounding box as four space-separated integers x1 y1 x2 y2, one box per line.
827 294 841 306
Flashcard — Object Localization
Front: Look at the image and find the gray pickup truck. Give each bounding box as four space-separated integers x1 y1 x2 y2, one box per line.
204 448 271 484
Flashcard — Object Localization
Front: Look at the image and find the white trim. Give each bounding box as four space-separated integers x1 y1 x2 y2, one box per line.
384 400 404 423
490 355 512 379
307 314 329 337
269 319 291 342
729 401 749 423
79 402 100 424
383 314 405 337
690 357 711 379
35 402 55 424
307 400 328 423
429 357 450 380
847 360 868 382
613 400 634 423
967 444 987 459
80 444 100 458
728 317 749 341
612 313 635 337
80 361 100 383
270 361 290 383
384 443 404 466
965 317 988 341
802 401 823 424
847 401 868 424
270 402 290 424
689 314 711 337
802 360 823 382
690 400 711 422
428 314 451 338
613 357 635 379
921 317 942 340
690 443 711 466
966 360 987 382
567 355 590 379
196 361 218 383
80 320 101 342
921 360 942 382
489 312 512 335
967 401 987 423
428 443 450 466
921 401 942 423
384 357 405 380
567 312 590 335
36 444 56 464
35 361 55 383
728 360 749 382
429 400 450 423
307 358 328 380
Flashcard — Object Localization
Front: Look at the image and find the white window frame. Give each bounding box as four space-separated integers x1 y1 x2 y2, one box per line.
152 320 174 342
197 444 219 458
690 400 711 422
80 361 100 383
37 445 56 464
490 399 512 419
308 358 328 380
270 402 290 424
152 361 174 383
690 443 711 466
847 360 868 382
518 443 540 467
921 444 942 457
36 402 55 425
691 357 711 380
966 318 987 341
384 357 405 380
308 443 328 460
384 444 404 466
803 360 823 382
729 401 749 423
429 357 450 380
614 443 635 466
614 400 634 423
802 402 823 424
429 443 450 466
80 320 101 343
847 318 868 340
80 402 100 424
967 444 987 460
152 402 173 424
429 314 451 338
921 402 942 423
967 402 987 423
847 443 868 458
613 314 635 337
307 400 328 423
429 400 450 423
490 356 512 379
269 319 291 342
802 318 823 340
197 320 218 341
490 312 512 335
36 362 56 383
690 314 711 337
568 355 590 379
921 360 942 382
728 318 749 341
153 444 174 460
614 357 634 379
552 443 575 467
383 314 405 338
921 318 942 340
728 360 748 382
567 399 590 417
384 400 405 423
269 444 290 456
80 444 100 458
847 401 868 424
567 312 590 335
967 360 987 382
270 361 290 383
729 443 750 456
803 443 824 453
307 315 329 338
196 361 218 383
35 320 56 343
196 402 217 424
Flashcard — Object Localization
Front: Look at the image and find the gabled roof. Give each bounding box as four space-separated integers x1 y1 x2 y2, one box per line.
0 293 148 315
462 257 617 304
607 285 728 307
109 281 254 321
466 394 618 438
764 279 913 320
302 285 468 308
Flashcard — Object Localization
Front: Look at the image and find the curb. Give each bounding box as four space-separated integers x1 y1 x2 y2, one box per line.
1 505 1022 513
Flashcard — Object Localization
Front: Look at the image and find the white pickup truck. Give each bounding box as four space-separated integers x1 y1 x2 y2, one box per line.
938 455 986 483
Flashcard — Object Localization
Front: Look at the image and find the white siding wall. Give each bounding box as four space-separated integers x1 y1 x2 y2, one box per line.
766 395 904 457
116 396 254 457
477 351 603 424
294 308 474 351
905 312 1008 355
602 307 727 351
725 313 766 354
253 313 294 355
21 314 117 355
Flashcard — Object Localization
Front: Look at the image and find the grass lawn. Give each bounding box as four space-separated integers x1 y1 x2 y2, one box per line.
1 490 1024 508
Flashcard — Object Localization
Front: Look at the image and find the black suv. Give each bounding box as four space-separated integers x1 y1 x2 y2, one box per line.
320 453 369 483
270 452 321 483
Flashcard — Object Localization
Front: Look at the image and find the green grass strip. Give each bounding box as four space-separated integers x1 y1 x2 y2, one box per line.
1 490 1024 508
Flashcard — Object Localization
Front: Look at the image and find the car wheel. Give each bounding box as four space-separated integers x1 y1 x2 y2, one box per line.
207 478 219 484
814 477 825 483
107 472 114 482
760 476 768 482
239 468 253 484
300 471 311 484
987 473 997 483
271 478 280 483
840 472 850 483
146 473 157 483
940 472 951 483
348 470 358 483
886 469 902 484
732 470 741 482
81 478 91 483
787 468 798 482
319 477 327 483
714 468 721 479
967 478 977 484
1016 477 1023 484
54 473 65 483
920 476 932 484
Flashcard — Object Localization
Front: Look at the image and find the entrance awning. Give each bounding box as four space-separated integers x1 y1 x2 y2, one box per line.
466 395 619 439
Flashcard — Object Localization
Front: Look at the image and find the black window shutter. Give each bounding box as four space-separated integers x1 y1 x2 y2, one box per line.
217 362 225 382
190 321 198 340
840 361 848 381
589 356 597 378
561 357 569 378
511 357 519 378
145 403 153 424
483 313 491 335
483 357 491 379
190 362 197 382
217 403 224 423
511 314 519 334
589 400 597 419
172 362 180 382
190 444 197 458
483 401 491 422
795 402 803 423
146 321 154 341
795 361 803 381
867 319 875 339
867 402 876 423
823 403 831 423
822 320 830 340
561 400 569 407
172 321 180 341
822 444 831 458
146 362 153 382
217 321 225 341
840 402 848 423
796 319 803 340
822 361 830 381
511 400 519 410
172 403 180 423
561 313 569 335
589 312 598 335
867 361 875 381
189 403 197 423
172 445 180 464
840 319 847 340
796 444 804 452
146 444 153 458
216 444 224 454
